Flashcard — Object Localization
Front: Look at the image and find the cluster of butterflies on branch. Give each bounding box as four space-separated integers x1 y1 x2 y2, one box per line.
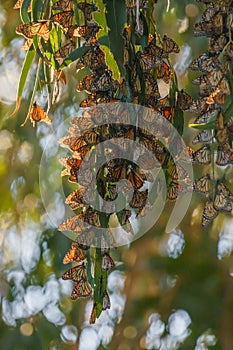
189 0 233 227
13 0 233 323
61 241 114 323
14 0 102 124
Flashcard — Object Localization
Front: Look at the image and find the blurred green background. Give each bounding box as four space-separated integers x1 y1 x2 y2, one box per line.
0 1 232 350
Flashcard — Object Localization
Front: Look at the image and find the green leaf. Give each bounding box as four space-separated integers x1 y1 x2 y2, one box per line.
103 0 126 74
20 0 31 23
33 35 45 60
189 110 218 130
61 46 89 69
93 248 108 319
49 27 62 54
9 47 36 118
140 12 149 50
31 0 43 21
188 121 216 130
100 45 120 80
173 108 184 135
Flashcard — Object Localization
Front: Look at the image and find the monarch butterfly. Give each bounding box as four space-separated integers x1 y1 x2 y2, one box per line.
71 115 95 132
192 145 211 165
192 74 209 86
144 73 160 98
89 303 97 324
177 90 194 110
167 179 184 201
129 189 148 209
219 77 230 96
16 21 51 41
77 74 95 92
65 188 86 210
201 3 217 22
102 252 115 271
162 35 180 54
21 38 33 50
216 145 233 166
188 97 211 113
202 200 218 227
205 87 221 104
62 262 87 282
194 13 223 37
193 70 223 88
145 44 164 60
216 127 229 145
58 214 91 233
55 41 76 64
102 291 111 310
60 157 82 171
217 182 233 201
192 130 212 144
193 110 217 124
29 102 51 126
72 23 101 41
82 207 102 227
59 135 87 151
82 129 99 145
90 70 115 92
63 242 86 264
137 52 161 72
52 0 73 11
107 159 127 180
193 174 210 194
73 144 93 161
189 53 220 73
209 34 227 54
79 94 111 108
77 2 99 21
13 0 31 11
51 10 74 29
71 279 92 299
169 164 190 184
76 45 106 70
214 191 232 212
225 42 233 59
127 164 147 189
157 61 171 83
159 106 175 122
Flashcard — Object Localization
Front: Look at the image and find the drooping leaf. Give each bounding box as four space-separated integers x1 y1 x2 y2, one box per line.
31 0 43 21
61 46 89 69
103 0 126 74
9 47 36 118
20 0 31 23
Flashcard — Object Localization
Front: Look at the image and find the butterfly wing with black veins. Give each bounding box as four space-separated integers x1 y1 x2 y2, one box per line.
71 279 92 299
62 263 87 282
63 242 86 264
193 174 210 194
102 253 115 271
202 200 218 227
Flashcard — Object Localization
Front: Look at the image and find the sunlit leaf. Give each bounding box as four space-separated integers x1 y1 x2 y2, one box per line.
100 45 120 80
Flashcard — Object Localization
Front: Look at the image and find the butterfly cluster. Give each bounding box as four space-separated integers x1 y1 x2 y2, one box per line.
14 0 101 122
190 0 233 226
61 241 114 323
